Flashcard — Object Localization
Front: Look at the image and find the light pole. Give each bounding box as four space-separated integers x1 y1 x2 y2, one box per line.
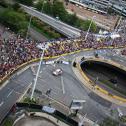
41 0 47 13
85 16 96 41
26 15 32 40
30 43 49 100
26 7 37 40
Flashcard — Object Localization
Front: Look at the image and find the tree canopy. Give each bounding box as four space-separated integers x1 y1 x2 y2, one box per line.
81 19 97 32
34 0 97 32
0 9 27 34
15 0 33 6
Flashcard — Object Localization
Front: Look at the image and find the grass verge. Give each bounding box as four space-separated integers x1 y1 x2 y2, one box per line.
2 118 13 126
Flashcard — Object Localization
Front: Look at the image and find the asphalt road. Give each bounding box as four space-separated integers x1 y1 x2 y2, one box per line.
0 48 126 123
34 62 113 121
21 4 81 38
0 68 33 123
83 62 126 98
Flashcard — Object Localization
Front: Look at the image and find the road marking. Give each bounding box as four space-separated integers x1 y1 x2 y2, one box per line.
61 76 65 94
7 90 13 98
7 87 21 95
11 79 28 86
0 101 4 107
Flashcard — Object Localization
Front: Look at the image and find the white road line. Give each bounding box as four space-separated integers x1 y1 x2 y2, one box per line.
61 76 65 94
0 101 4 107
7 90 13 98
7 87 21 95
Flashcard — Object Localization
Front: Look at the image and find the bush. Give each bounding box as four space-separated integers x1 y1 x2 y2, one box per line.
23 97 37 104
2 118 13 126
31 17 62 39
0 9 27 34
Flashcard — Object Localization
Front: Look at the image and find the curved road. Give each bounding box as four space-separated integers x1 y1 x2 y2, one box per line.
0 48 126 124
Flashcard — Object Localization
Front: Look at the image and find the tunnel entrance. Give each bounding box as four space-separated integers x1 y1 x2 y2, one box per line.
81 61 126 98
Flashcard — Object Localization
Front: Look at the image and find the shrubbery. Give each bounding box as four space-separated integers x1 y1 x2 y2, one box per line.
31 17 62 38
0 9 28 35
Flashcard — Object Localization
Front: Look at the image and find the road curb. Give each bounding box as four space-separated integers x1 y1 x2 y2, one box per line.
72 56 126 107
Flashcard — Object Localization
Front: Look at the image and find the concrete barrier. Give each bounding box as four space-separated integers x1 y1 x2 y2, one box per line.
78 57 126 104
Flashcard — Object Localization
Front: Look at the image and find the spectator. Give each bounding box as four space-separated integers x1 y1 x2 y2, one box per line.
0 27 126 80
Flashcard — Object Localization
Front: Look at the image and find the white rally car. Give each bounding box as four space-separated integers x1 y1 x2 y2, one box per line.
52 68 63 76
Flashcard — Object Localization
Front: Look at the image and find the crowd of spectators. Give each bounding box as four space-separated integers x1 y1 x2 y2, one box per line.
121 49 126 56
0 29 126 79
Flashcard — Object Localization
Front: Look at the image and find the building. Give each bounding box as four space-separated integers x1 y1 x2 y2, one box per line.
69 0 126 16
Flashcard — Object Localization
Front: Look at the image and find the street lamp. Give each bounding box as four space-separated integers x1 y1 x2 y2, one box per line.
26 7 37 40
41 0 47 13
26 15 32 40
30 43 49 100
84 16 96 41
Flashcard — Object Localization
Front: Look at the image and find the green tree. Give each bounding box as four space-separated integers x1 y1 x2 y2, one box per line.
0 9 27 33
43 1 53 15
80 19 97 32
52 0 68 21
65 13 78 26
12 2 20 11
35 0 43 11
16 0 33 6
